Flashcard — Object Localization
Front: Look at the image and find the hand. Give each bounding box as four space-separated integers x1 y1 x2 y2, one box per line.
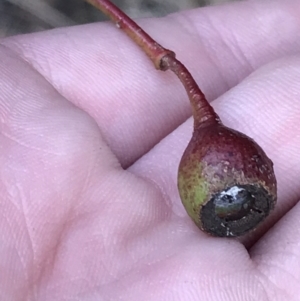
1 0 300 300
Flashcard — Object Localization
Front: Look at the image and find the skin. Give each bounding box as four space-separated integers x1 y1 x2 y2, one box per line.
0 0 300 299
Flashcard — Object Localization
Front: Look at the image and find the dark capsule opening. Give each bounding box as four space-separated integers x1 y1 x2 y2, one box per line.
200 184 275 237
214 187 257 221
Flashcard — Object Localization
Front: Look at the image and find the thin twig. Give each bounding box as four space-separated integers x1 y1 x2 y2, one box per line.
86 0 219 127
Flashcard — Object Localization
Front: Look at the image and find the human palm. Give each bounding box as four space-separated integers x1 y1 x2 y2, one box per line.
1 0 300 300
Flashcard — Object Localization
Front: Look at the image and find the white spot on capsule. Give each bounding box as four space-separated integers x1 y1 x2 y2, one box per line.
220 186 245 198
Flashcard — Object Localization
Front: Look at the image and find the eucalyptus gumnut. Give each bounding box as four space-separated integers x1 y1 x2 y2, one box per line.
178 120 277 237
85 0 277 238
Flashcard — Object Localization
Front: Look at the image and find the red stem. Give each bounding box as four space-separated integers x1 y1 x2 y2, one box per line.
85 0 220 127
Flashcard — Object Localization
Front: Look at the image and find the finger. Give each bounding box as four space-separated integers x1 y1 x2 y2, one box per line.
1 0 300 167
250 201 300 299
129 55 300 244
0 45 118 296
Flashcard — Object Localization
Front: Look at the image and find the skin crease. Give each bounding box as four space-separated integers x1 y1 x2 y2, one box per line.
0 0 300 300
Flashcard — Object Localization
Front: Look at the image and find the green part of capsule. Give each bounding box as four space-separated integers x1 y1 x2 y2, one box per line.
178 157 208 226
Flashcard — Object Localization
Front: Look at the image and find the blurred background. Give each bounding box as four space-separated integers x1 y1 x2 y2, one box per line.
0 0 239 38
